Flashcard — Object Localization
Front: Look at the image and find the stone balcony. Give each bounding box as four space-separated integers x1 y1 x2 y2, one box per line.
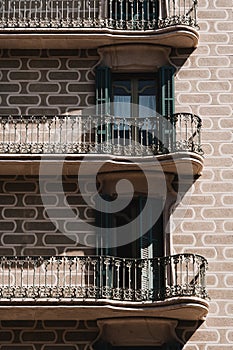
0 0 199 48
0 113 203 177
0 253 209 346
0 254 208 302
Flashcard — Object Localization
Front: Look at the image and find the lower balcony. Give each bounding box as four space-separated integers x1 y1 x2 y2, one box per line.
0 254 209 346
0 253 208 313
0 0 199 48
0 253 208 302
0 113 203 176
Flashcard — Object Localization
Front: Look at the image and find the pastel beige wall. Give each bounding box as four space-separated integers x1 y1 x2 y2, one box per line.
172 0 233 349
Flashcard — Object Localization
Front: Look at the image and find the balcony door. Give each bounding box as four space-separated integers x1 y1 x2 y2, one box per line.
112 75 157 118
95 65 175 151
95 196 164 299
95 196 164 259
112 75 157 146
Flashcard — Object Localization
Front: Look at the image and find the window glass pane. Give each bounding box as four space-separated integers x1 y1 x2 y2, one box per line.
138 80 156 117
139 96 156 117
113 80 131 118
113 78 157 117
138 80 156 94
113 80 131 95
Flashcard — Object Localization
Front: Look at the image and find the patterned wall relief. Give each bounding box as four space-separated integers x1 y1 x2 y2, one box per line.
0 175 96 256
0 49 98 115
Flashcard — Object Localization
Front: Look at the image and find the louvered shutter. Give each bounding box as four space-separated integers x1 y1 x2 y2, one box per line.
158 65 175 152
139 197 153 291
139 197 164 293
95 66 112 143
95 65 111 115
95 195 113 256
139 198 164 258
95 195 113 292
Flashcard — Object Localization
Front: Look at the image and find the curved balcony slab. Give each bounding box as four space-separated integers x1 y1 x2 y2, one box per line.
0 297 209 321
0 26 199 49
0 152 204 179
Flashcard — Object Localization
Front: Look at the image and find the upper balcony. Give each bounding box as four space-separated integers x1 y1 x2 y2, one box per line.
0 0 199 49
0 113 203 177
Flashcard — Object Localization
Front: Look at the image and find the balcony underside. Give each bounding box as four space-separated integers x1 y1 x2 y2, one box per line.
0 299 208 346
0 297 208 321
0 26 198 49
0 152 204 177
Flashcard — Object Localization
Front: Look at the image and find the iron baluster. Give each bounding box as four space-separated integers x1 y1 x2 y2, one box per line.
184 255 189 294
77 0 82 26
104 256 111 298
127 260 132 299
56 1 59 26
8 258 12 298
87 257 90 297
32 258 36 298
134 259 137 299
99 256 103 298
80 257 85 297
62 257 66 297
122 258 125 299
19 259 24 297
26 257 30 298
115 258 121 299
111 257 114 298
0 258 3 297
74 257 78 297
92 258 97 297
68 257 73 297
1 1 5 27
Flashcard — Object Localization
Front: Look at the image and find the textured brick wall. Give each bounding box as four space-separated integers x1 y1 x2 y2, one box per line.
172 0 233 348
0 1 232 348
0 320 99 349
0 49 98 115
0 175 96 256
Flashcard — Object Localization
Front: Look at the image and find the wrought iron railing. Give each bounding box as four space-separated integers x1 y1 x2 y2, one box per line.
0 254 208 301
0 0 198 30
0 113 202 155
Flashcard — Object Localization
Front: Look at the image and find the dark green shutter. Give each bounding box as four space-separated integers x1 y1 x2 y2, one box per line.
158 65 176 151
95 195 113 256
139 197 164 259
139 197 164 292
158 65 175 117
95 66 112 116
95 196 114 292
95 66 112 144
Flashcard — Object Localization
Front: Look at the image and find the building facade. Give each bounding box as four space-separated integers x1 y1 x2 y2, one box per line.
0 0 231 349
